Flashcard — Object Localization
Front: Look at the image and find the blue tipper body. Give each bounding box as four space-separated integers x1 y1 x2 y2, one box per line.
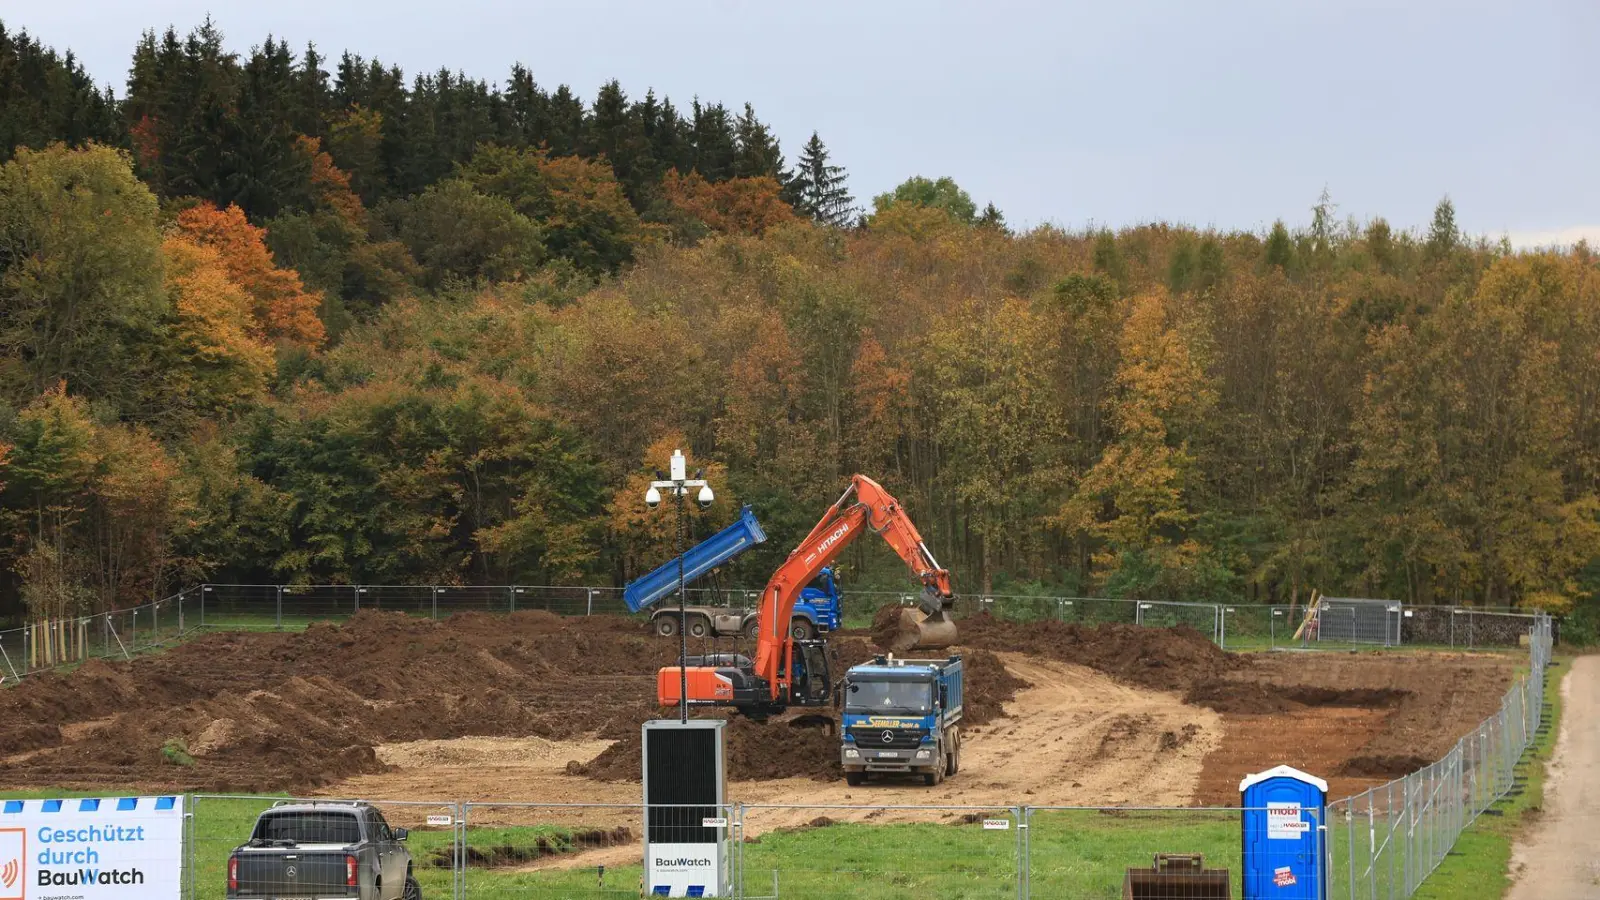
624 506 767 613
1240 765 1328 899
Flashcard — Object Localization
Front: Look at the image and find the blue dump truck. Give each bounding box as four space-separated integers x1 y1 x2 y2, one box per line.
625 506 842 640
840 655 964 786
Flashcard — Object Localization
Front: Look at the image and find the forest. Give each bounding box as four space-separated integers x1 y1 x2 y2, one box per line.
2 19 1599 634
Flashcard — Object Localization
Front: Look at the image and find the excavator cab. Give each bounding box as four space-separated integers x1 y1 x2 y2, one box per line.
789 640 832 707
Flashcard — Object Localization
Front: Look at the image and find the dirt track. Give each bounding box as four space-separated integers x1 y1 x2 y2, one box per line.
1508 657 1600 898
332 652 1219 849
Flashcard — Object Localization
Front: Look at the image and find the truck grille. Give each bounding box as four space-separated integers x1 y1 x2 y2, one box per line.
848 726 928 750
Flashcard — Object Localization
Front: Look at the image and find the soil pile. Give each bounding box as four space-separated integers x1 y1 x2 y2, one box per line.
953 613 1245 693
1182 682 1409 715
0 610 677 791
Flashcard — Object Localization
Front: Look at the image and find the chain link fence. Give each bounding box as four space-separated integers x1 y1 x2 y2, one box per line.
0 589 201 684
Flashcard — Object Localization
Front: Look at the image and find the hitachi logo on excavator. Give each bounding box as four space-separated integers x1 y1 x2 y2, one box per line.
803 523 851 567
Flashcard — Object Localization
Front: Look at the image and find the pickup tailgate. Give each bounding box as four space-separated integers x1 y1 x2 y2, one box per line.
233 847 357 898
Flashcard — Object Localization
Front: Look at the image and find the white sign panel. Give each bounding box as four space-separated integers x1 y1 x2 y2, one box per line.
1267 802 1309 840
981 819 1010 831
425 815 454 827
0 796 183 900
647 842 722 897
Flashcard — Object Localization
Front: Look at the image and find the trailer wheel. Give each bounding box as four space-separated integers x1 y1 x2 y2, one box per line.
789 618 815 641
845 772 864 786
654 617 679 638
742 619 761 640
687 616 710 639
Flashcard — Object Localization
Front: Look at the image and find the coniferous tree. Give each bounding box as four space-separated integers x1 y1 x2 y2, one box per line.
0 23 121 162
689 100 736 181
976 202 1006 231
791 132 854 226
732 103 785 181
1426 196 1459 260
1264 220 1294 271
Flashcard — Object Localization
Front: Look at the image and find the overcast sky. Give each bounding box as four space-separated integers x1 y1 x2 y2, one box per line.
5 0 1597 245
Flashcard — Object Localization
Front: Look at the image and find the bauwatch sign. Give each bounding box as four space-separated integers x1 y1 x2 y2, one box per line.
0 796 183 900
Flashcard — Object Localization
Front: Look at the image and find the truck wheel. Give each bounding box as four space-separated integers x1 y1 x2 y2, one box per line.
949 732 961 776
403 873 422 900
743 619 761 640
654 617 679 638
688 617 710 639
790 619 815 641
924 764 943 787
845 772 864 786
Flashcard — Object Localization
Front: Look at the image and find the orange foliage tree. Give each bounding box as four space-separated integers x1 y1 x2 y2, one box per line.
174 202 326 348
662 170 799 236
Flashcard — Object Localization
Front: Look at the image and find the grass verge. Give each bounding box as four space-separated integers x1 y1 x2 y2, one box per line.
1411 655 1566 900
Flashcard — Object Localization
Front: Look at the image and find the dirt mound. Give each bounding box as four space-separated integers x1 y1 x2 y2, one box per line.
952 613 1245 693
870 605 912 650
1182 682 1411 714
1338 755 1433 778
0 609 675 791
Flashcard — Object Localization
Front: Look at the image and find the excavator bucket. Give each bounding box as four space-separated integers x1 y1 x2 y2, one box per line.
875 607 959 652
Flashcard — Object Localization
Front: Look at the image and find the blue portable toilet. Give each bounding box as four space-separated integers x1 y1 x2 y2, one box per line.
1240 765 1327 900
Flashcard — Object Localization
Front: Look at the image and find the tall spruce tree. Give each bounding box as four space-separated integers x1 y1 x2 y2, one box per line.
792 131 854 226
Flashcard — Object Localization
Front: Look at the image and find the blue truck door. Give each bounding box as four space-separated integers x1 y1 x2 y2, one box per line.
1241 766 1326 900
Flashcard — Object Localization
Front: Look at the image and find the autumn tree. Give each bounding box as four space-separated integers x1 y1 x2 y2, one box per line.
1063 290 1219 598
174 202 326 347
661 170 799 236
0 144 166 410
872 175 978 224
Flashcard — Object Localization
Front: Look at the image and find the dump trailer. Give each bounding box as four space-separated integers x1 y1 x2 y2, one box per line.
624 506 842 640
840 655 963 786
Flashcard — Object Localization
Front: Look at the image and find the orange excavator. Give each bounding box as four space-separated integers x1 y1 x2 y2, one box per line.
657 474 956 719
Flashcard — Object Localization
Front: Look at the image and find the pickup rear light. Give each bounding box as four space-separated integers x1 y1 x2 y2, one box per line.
346 854 358 887
227 856 238 891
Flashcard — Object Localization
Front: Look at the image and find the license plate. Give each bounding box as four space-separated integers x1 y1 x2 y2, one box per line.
879 751 899 757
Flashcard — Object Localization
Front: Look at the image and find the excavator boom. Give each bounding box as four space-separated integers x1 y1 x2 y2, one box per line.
658 475 955 716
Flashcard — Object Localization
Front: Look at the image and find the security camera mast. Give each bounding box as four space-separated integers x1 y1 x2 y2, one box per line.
656 473 957 720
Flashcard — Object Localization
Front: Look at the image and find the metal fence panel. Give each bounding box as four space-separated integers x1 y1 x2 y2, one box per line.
736 804 1020 899
188 795 460 900
1027 806 1243 899
460 802 730 899
1316 598 1403 646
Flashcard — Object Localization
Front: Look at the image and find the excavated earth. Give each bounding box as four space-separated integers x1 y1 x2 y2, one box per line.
0 608 1514 809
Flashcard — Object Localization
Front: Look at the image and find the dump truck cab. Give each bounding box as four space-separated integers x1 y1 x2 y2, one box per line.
840 655 963 786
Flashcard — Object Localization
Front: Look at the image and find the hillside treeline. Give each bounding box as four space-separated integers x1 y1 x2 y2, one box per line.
2 21 1598 632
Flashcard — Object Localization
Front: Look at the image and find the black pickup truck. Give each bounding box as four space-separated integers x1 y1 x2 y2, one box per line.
227 801 420 900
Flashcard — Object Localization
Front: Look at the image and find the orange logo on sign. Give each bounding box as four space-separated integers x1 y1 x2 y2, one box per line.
0 827 24 900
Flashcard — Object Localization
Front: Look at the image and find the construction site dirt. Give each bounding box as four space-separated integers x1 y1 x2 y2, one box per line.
0 609 1513 810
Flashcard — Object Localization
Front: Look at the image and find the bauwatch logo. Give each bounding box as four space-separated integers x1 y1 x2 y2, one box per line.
0 827 24 900
654 857 712 867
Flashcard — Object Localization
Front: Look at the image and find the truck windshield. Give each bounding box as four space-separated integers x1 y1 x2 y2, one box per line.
253 813 361 845
846 680 933 715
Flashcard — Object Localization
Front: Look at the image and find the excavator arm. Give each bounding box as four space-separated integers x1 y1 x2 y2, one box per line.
658 475 955 716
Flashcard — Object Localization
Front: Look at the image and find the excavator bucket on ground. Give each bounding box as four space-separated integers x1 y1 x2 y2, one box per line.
1122 854 1231 899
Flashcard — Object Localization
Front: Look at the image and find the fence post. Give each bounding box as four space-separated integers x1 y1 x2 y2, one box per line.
275 585 283 630
509 585 518 614
432 587 440 620
1016 806 1029 900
